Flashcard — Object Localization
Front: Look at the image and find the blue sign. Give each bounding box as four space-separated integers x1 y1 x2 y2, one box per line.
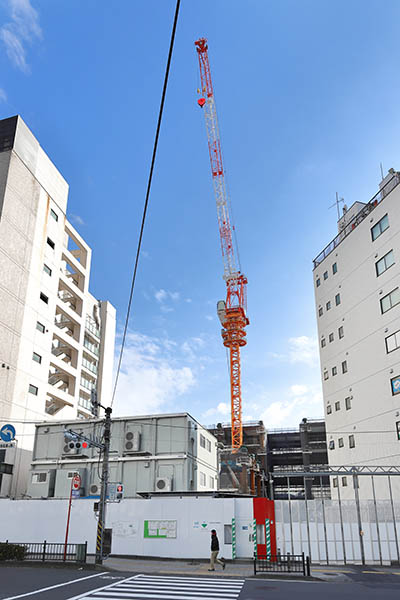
0 424 16 442
72 489 81 499
392 376 400 396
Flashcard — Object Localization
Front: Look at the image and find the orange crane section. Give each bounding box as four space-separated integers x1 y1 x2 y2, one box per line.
195 37 249 451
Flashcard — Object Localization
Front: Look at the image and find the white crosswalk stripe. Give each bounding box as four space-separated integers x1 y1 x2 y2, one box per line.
71 574 245 600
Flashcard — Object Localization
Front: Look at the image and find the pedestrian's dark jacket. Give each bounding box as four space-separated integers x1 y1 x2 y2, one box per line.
211 534 219 551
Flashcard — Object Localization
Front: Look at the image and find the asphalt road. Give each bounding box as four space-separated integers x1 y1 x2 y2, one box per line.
0 567 399 600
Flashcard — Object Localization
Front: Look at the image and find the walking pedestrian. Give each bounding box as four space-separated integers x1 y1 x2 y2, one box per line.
208 529 225 571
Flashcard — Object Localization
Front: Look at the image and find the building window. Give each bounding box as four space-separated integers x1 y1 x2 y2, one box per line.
200 471 206 486
342 360 348 374
327 405 332 415
376 250 395 277
321 338 326 348
342 476 347 487
338 326 344 339
43 264 52 276
316 278 321 287
32 352 42 364
329 333 334 343
329 440 335 450
28 384 38 395
345 396 352 410
332 366 337 376
381 288 400 314
335 293 341 306
318 307 323 317
386 330 400 353
349 434 355 448
333 477 338 488
206 439 211 452
326 301 331 311
371 214 389 241
200 434 206 449
396 421 400 441
47 237 55 250
338 437 344 448
391 375 400 396
332 262 337 275
335 401 340 411
324 271 328 280
40 292 48 304
36 321 45 333
50 208 58 221
209 475 214 488
32 472 47 483
324 370 329 381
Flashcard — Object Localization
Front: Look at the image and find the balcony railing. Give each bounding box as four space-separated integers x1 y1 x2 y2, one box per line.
82 357 97 374
85 319 100 339
80 376 95 391
313 173 400 269
78 395 92 411
83 338 99 356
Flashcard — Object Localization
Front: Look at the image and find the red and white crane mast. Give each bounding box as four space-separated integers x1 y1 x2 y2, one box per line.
195 37 249 451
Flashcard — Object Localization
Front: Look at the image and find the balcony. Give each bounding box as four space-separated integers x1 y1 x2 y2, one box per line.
83 337 99 357
82 356 97 375
85 319 100 340
80 374 95 392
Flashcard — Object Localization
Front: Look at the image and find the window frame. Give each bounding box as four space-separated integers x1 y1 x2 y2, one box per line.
32 352 42 364
381 288 400 314
332 366 337 376
329 440 335 450
385 330 400 354
349 434 355 448
345 396 351 410
28 384 38 395
316 278 321 287
327 405 332 415
324 370 329 381
50 208 58 222
36 321 45 333
335 293 341 306
321 338 326 348
342 360 348 374
46 237 55 250
338 326 344 339
375 249 395 277
43 264 52 276
326 301 331 311
338 437 344 448
332 262 337 275
318 307 323 317
371 214 389 241
335 401 340 411
329 333 334 343
342 476 347 487
199 434 206 449
40 292 49 304
323 271 328 280
199 471 206 486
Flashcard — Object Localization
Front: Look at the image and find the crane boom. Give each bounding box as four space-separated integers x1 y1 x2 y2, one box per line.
195 37 249 451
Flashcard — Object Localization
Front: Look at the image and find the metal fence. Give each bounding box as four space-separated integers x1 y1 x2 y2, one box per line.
254 553 310 576
3 541 87 563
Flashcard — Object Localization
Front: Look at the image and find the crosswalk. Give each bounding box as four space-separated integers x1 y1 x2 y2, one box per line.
71 574 245 600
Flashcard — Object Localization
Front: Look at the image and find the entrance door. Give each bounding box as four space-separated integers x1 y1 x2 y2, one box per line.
235 519 254 558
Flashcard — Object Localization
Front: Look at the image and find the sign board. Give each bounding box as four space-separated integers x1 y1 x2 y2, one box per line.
0 442 15 449
144 520 177 539
72 488 81 499
72 474 81 490
0 424 15 442
391 376 400 395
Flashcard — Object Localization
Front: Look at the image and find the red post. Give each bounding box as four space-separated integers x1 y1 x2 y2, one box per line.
64 476 74 561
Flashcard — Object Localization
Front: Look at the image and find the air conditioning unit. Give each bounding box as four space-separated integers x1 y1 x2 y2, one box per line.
124 430 141 453
89 483 100 496
156 477 172 492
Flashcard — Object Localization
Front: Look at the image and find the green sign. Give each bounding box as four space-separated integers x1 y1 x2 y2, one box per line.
144 520 177 539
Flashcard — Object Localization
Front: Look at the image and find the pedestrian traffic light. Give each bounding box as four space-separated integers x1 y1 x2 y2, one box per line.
116 484 124 500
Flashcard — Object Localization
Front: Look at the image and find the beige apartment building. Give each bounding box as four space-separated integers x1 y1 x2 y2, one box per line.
0 115 116 498
313 169 400 499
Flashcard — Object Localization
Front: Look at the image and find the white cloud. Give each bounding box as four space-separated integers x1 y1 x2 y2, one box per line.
0 88 6 102
113 331 196 417
203 402 231 420
69 214 85 226
205 315 213 321
0 0 42 73
269 335 318 367
259 384 323 428
155 289 167 303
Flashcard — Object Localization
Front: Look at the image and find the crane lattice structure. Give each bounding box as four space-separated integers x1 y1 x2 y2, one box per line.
195 37 249 451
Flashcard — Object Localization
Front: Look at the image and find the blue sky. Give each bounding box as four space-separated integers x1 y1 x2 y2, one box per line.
2 0 400 428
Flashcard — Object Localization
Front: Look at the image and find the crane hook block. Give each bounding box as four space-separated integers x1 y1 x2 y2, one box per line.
198 98 206 108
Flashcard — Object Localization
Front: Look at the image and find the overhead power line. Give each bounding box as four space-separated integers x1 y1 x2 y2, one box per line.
111 0 181 408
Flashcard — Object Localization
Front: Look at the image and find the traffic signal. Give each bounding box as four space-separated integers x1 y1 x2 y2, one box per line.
116 484 124 500
68 440 89 450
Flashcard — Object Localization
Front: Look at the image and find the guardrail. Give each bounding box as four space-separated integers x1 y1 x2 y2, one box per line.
2 541 87 563
254 552 310 576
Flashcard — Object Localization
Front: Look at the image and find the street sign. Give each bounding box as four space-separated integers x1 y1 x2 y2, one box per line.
0 424 15 442
72 474 81 490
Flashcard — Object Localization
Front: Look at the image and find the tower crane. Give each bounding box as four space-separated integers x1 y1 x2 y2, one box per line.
195 37 249 451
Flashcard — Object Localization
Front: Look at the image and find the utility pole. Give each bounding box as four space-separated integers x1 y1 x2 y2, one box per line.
95 405 112 565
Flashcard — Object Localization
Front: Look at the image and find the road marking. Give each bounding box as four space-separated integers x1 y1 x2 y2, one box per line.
3 572 108 600
362 571 390 574
66 575 141 600
312 569 352 573
70 574 245 600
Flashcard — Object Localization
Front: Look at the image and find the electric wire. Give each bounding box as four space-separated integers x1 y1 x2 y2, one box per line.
110 0 181 409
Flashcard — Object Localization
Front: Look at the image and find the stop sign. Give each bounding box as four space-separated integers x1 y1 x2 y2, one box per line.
72 474 81 490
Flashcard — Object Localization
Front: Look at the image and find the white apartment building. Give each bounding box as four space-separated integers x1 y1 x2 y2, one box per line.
27 413 218 498
0 115 116 498
313 169 400 499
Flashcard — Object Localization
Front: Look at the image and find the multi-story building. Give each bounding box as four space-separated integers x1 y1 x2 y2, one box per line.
313 169 400 499
265 418 328 499
27 413 218 498
0 115 116 498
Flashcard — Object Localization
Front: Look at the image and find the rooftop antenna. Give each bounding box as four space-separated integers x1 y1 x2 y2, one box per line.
329 192 344 221
380 162 384 180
